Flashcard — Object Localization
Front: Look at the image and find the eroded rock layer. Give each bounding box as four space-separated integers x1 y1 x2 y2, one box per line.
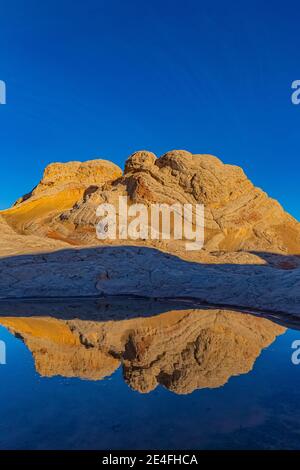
1 151 299 257
1 159 122 243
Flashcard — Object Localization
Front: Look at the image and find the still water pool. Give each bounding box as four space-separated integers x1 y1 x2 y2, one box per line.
0 299 299 450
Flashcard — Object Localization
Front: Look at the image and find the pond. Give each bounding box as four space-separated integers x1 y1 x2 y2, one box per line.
0 299 299 450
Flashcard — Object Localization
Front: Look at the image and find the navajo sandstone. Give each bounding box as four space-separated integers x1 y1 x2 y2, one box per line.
0 150 299 313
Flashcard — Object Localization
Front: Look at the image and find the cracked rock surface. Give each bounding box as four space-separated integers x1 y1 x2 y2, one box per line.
0 246 299 315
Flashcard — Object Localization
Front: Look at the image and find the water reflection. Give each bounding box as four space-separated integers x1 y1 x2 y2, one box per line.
0 305 285 394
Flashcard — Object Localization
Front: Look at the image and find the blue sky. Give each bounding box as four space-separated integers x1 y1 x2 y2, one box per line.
0 0 299 218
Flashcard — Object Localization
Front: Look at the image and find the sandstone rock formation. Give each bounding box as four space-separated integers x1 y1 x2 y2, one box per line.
1 150 299 258
0 215 68 257
1 159 122 242
15 159 122 204
0 308 285 393
0 151 299 313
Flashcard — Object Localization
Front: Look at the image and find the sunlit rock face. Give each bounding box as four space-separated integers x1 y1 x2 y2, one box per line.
0 151 299 314
1 150 299 258
0 309 285 394
0 159 122 243
45 150 300 255
15 160 122 203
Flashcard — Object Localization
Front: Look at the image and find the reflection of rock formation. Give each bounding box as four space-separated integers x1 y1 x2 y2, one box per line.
0 317 119 380
0 309 285 394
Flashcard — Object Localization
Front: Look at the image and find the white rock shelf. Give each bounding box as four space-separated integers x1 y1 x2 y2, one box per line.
0 246 299 315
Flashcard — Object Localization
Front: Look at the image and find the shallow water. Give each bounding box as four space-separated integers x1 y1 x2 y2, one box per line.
0 300 300 450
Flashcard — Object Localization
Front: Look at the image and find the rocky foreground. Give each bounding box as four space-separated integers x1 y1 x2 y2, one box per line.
0 246 299 315
0 150 299 314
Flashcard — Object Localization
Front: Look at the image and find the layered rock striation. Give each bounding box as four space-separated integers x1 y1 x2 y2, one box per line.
1 150 299 256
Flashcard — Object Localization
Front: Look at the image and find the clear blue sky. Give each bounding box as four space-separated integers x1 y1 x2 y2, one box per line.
0 0 299 218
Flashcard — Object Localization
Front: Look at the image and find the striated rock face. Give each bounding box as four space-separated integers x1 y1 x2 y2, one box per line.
15 159 123 203
0 151 299 310
1 150 299 256
0 309 285 393
1 159 122 240
0 215 68 257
